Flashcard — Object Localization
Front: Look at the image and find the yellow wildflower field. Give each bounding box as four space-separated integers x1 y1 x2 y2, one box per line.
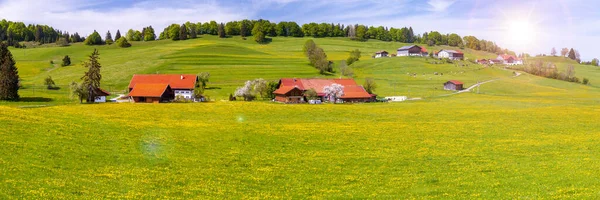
1 95 599 198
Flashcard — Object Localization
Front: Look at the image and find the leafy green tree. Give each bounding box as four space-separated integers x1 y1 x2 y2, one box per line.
265 81 278 99
84 30 103 45
44 76 56 89
252 22 266 43
355 25 367 41
56 38 70 46
363 78 377 94
81 49 102 103
592 58 599 66
62 55 71 66
143 26 156 41
132 30 142 41
126 29 135 41
197 72 210 90
447 33 462 47
70 81 87 103
346 49 361 65
115 37 131 48
304 88 318 100
0 42 19 100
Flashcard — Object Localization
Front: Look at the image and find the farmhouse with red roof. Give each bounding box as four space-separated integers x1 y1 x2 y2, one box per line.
496 54 523 65
444 80 464 91
273 78 374 103
128 74 197 103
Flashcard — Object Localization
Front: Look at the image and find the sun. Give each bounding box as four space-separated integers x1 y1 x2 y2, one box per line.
504 19 538 51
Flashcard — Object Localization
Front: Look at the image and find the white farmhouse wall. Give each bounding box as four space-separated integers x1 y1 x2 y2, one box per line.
95 96 106 103
175 90 194 99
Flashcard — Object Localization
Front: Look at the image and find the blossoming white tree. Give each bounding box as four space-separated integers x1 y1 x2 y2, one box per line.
323 83 344 103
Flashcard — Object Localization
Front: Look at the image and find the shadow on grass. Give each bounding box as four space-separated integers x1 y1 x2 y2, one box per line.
205 87 222 90
19 97 54 102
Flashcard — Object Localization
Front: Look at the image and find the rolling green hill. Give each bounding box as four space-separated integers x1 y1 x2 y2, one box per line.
6 35 515 104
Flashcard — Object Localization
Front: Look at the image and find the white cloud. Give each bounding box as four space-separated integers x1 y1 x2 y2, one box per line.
0 0 248 36
427 0 455 12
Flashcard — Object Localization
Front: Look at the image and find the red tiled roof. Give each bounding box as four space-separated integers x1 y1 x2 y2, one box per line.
273 86 298 95
129 84 170 97
420 46 428 53
447 80 464 85
277 78 371 99
128 74 196 90
341 85 373 99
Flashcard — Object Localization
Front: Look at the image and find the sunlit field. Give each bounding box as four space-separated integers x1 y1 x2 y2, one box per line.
2 35 600 198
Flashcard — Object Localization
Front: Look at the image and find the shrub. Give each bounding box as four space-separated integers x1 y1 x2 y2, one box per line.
44 76 57 90
115 37 131 48
62 55 71 66
583 78 589 85
173 95 192 103
56 38 70 47
105 39 114 45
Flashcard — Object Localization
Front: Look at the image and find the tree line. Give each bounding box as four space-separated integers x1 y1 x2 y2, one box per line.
0 18 515 56
0 19 85 47
153 19 512 54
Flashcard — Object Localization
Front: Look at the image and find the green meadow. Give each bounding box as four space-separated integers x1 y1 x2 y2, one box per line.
1 35 600 198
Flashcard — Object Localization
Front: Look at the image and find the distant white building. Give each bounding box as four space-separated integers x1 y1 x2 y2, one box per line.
436 49 464 60
385 96 407 102
397 45 428 57
374 50 389 58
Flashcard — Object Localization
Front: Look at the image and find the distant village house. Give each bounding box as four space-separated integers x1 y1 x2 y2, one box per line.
496 54 523 65
397 45 428 57
436 49 464 60
444 80 464 91
374 50 389 58
94 88 110 103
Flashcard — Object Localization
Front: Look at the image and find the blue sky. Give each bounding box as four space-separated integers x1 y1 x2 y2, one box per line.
0 0 599 60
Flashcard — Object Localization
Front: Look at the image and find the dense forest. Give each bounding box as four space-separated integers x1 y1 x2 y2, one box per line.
0 18 512 56
0 19 84 47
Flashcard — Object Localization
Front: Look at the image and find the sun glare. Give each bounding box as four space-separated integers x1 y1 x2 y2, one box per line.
506 20 537 48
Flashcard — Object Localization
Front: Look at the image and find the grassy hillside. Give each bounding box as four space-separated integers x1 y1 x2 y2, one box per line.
7 35 500 104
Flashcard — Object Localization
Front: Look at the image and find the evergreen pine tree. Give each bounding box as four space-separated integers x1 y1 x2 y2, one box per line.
0 42 19 100
105 31 112 41
115 30 121 40
218 23 226 38
240 22 247 38
81 49 101 103
568 48 577 60
179 24 188 40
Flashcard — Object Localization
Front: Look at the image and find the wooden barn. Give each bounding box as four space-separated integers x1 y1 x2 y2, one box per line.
128 84 174 103
444 80 464 91
273 78 373 103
